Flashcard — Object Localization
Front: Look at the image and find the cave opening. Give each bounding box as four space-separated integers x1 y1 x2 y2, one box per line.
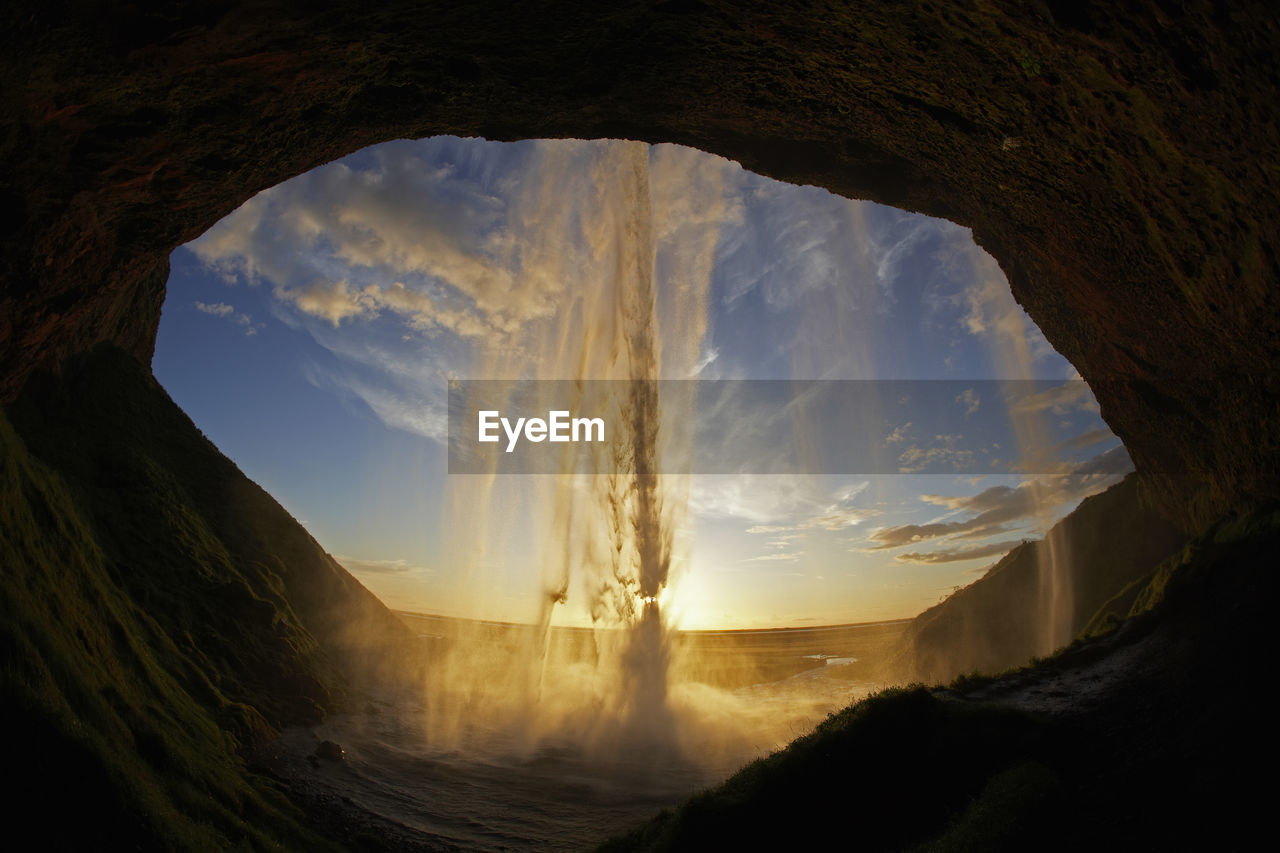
151 134 1133 850
5 4 1276 849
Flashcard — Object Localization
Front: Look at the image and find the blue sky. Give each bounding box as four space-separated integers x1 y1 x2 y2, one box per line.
154 137 1128 629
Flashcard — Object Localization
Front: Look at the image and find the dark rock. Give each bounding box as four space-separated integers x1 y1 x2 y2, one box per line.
1 3 1278 850
0 1 1277 528
892 473 1189 683
315 740 345 762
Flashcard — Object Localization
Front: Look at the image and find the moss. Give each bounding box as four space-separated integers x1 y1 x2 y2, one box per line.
1 346 416 849
1 407 326 849
910 761 1061 853
600 685 1054 852
602 503 1280 851
1014 46 1042 79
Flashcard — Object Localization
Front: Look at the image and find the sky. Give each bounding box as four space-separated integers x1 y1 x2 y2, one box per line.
154 136 1130 630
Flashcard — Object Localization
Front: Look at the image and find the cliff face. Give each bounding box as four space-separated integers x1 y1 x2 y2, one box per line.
602 508 1280 852
2 1 1278 526
897 474 1188 684
0 347 415 849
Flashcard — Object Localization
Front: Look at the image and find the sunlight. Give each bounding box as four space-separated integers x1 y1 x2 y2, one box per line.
151 134 1133 850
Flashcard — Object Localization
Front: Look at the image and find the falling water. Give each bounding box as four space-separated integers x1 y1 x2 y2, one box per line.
423 141 736 765
964 250 1076 654
167 135 1117 851
422 140 1079 762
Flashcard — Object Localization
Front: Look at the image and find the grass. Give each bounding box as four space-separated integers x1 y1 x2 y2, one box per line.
600 503 1280 851
598 685 1057 852
1 346 416 850
6 344 1263 851
1 399 323 849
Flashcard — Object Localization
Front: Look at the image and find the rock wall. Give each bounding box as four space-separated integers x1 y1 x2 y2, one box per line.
0 346 417 848
896 473 1188 684
2 0 1277 525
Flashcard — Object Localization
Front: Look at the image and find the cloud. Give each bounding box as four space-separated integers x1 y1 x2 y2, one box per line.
933 236 1060 373
1054 427 1115 453
745 505 879 535
893 539 1027 564
805 507 880 530
867 445 1133 550
187 143 537 342
885 422 912 444
872 214 945 309
957 388 980 417
194 300 263 336
185 137 744 439
296 334 454 441
195 301 235 317
336 556 432 575
715 179 868 311
746 551 805 562
866 518 994 549
333 374 448 440
1065 444 1134 478
689 474 833 523
897 434 976 473
269 277 501 341
690 346 720 377
1009 379 1098 415
716 479 875 537
276 279 378 326
716 479 876 535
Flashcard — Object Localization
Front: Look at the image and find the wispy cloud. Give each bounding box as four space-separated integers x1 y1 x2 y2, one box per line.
865 446 1132 550
897 434 976 474
187 141 543 341
1054 427 1115 453
194 300 262 336
893 539 1026 564
885 422 912 444
185 138 743 440
336 556 433 575
689 346 720 377
724 480 877 536
746 505 879 534
954 245 1055 367
746 551 805 562
1009 378 1098 415
195 301 235 317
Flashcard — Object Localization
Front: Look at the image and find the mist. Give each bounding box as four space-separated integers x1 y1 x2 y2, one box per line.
159 135 1133 850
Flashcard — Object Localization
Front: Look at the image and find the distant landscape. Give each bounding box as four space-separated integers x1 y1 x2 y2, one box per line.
399 611 912 689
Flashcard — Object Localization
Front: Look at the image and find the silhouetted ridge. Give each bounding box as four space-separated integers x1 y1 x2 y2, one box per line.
893 474 1188 683
0 345 416 850
602 506 1278 851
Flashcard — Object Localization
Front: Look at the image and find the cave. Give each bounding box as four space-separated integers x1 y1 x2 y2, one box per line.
2 1 1277 850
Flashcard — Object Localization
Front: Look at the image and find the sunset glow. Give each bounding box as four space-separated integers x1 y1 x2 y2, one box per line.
155 137 1128 630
